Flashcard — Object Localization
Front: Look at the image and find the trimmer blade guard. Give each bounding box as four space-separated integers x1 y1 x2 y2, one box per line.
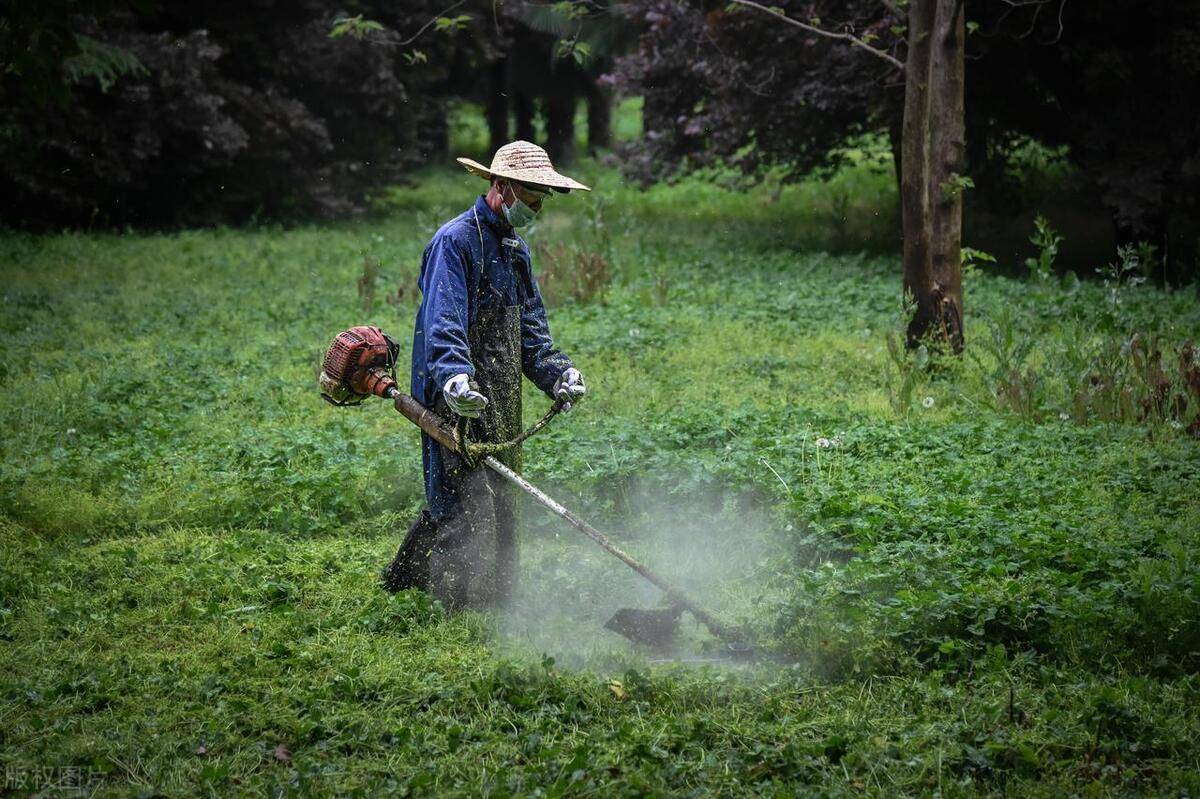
604 606 684 648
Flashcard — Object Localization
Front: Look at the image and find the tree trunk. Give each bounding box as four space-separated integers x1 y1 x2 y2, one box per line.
486 58 509 153
887 112 904 222
513 92 535 142
546 90 577 164
586 82 613 152
901 0 965 352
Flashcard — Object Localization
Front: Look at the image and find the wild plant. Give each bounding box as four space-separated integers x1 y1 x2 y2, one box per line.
827 185 852 251
357 255 380 312
384 271 417 306
650 268 670 306
1072 333 1200 433
574 248 612 305
532 240 612 306
1060 247 1200 429
586 193 617 267
883 293 928 416
960 246 997 285
1131 240 1161 284
1095 243 1147 334
532 240 570 306
1024 214 1062 282
968 306 1042 420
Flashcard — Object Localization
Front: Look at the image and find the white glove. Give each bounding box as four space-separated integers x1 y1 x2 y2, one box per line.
553 368 586 411
443 373 488 418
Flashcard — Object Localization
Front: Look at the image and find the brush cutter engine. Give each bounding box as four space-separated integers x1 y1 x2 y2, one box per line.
319 326 400 406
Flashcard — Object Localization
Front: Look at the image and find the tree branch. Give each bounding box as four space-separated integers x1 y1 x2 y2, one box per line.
727 0 906 71
338 0 472 48
1045 0 1066 45
396 0 470 46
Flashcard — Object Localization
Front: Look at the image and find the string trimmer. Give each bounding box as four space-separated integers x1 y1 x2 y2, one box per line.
319 326 750 653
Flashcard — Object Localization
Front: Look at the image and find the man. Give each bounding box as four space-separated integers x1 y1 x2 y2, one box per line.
380 141 589 609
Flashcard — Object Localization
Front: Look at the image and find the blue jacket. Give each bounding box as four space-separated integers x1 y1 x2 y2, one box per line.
410 195 573 409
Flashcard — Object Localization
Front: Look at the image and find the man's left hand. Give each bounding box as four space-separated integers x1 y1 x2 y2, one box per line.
553 368 586 411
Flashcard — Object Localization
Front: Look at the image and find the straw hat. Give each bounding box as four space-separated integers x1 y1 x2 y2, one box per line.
457 140 591 193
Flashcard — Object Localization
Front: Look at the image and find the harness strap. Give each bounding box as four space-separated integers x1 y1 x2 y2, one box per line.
455 398 567 469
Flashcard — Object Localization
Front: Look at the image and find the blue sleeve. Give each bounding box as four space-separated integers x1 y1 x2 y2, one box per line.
520 264 574 397
421 235 475 391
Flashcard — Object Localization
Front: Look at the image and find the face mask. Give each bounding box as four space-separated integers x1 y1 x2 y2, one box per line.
501 185 538 228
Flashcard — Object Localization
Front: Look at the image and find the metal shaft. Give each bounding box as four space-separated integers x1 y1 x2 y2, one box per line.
480 454 734 641
388 388 736 643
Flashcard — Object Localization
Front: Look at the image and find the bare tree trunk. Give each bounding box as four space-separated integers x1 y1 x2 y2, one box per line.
513 93 535 142
486 58 509 153
888 113 904 204
586 82 613 152
901 0 935 346
546 90 577 164
928 0 966 350
902 0 965 352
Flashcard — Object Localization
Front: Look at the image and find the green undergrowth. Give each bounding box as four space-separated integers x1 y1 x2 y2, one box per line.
2 162 1199 796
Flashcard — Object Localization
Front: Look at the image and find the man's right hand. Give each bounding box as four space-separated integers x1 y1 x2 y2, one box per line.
443 373 488 418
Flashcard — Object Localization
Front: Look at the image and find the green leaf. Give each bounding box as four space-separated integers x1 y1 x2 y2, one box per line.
434 15 472 33
555 39 592 64
330 15 386 40
62 35 148 92
551 0 589 20
940 172 974 200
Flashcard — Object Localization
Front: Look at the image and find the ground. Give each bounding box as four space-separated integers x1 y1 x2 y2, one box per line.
1 155 1199 797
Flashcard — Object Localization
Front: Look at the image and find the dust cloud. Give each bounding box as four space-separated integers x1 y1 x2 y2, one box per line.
491 478 793 669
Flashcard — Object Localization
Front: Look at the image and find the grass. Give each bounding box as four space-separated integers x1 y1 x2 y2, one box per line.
2 155 1199 796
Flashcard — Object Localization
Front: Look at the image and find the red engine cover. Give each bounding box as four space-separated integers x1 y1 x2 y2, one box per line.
320 326 398 404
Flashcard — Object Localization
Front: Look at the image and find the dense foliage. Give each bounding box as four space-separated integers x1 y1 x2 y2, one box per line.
0 0 632 228
612 0 901 185
966 0 1200 278
2 160 1198 794
614 0 1200 279
0 1 468 226
0 0 152 107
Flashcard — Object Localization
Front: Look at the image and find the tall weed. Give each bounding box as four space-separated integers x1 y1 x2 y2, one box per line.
883 295 930 416
1024 214 1062 282
532 241 613 306
357 255 380 311
531 190 618 306
968 306 1042 420
969 226 1200 435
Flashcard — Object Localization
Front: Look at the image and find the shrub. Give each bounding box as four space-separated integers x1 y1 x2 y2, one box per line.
0 3 467 227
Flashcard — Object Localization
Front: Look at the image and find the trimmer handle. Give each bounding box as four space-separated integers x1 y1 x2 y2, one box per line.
388 388 459 452
388 388 569 458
